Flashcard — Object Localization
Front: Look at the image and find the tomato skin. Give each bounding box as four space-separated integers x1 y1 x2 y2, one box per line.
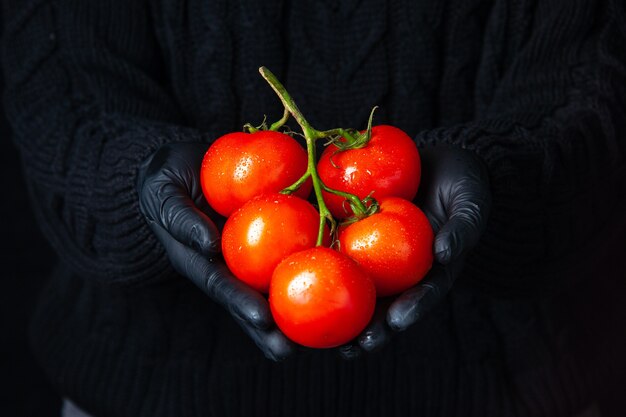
338 197 434 297
269 247 376 348
222 193 326 293
317 125 420 219
201 131 311 217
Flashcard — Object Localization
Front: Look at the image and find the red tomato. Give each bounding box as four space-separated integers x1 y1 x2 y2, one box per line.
338 197 433 297
269 247 376 348
201 131 311 217
222 193 327 293
317 125 420 219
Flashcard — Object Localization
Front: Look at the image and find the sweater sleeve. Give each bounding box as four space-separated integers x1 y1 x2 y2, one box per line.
1 0 212 286
415 0 626 294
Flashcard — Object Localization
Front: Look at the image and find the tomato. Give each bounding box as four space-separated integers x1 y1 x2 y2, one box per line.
338 197 433 297
269 247 376 348
317 125 420 219
222 193 327 293
201 130 311 217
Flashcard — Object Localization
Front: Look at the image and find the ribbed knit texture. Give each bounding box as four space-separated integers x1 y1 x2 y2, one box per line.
1 0 216 286
2 0 626 416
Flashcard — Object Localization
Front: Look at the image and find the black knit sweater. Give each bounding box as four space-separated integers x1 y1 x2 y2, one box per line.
2 0 626 416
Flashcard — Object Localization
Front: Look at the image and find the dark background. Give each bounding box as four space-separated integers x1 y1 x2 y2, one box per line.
0 9 58 415
3 113 625 417
2 85 625 417
1 15 624 417
1 64 61 415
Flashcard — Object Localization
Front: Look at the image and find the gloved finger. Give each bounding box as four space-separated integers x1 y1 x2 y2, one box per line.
387 261 462 331
195 194 227 231
337 344 362 360
238 320 297 362
337 300 393 359
434 175 491 264
149 222 271 330
357 301 393 353
160 184 220 255
152 220 295 361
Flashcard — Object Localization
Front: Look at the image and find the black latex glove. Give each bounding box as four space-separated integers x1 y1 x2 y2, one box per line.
339 145 492 359
137 142 296 361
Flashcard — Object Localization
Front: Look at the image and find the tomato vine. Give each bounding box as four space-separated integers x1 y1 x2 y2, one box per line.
258 66 376 245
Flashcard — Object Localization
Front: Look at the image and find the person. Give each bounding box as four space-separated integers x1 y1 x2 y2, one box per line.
2 0 625 416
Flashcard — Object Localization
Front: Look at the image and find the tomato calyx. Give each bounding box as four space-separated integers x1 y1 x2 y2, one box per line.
325 106 378 171
243 108 291 133
339 194 381 227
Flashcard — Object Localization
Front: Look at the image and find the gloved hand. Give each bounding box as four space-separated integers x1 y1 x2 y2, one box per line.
339 145 492 358
137 142 296 361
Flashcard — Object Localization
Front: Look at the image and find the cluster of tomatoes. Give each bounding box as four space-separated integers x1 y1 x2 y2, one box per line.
199 68 433 349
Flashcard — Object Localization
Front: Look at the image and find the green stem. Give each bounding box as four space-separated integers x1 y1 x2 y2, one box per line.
260 66 368 244
243 123 259 134
319 128 358 145
304 135 337 245
259 67 321 139
320 183 369 217
269 108 290 131
279 171 311 195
